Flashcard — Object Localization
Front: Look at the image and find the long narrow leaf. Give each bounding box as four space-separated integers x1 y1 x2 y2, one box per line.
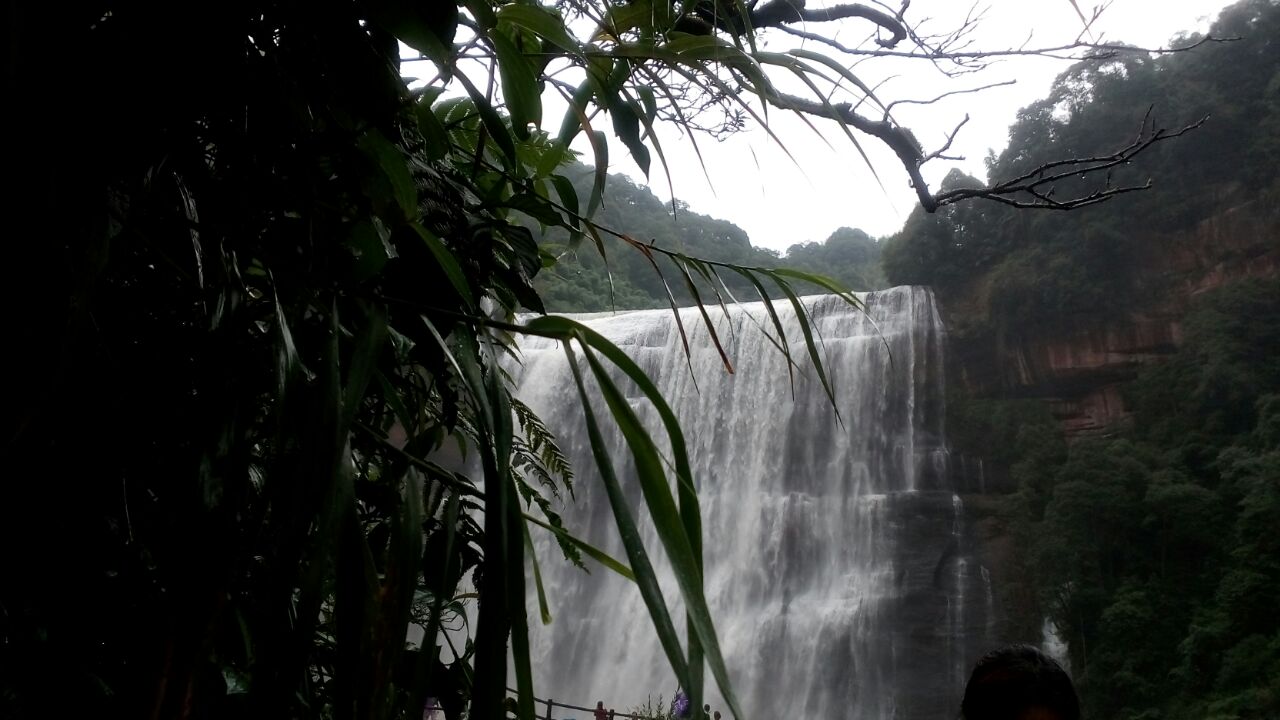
672 255 734 374
768 274 843 423
489 28 543 139
523 512 635 581
455 71 519 166
577 342 737 720
522 519 553 624
413 224 476 311
728 267 798 391
630 240 699 388
560 341 692 689
524 316 729 718
498 4 583 57
770 268 863 309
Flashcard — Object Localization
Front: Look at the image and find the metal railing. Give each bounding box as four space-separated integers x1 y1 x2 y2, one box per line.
504 688 712 720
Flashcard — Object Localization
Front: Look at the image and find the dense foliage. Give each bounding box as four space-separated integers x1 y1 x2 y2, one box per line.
915 3 1280 716
883 0 1280 327
0 2 821 718
964 280 1280 720
0 1 960 719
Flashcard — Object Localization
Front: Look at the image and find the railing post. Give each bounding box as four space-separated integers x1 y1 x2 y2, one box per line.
545 699 554 720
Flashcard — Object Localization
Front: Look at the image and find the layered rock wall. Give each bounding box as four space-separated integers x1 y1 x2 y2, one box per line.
950 197 1280 438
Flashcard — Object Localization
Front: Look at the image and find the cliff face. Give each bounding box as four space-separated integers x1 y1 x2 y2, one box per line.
941 199 1280 653
948 197 1280 438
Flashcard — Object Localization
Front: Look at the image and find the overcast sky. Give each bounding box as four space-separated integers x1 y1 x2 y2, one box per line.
579 0 1236 252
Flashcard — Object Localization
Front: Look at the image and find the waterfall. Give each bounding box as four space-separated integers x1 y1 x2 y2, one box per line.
511 286 996 720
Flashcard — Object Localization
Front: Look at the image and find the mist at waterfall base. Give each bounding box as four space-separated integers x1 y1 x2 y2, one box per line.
511 287 998 720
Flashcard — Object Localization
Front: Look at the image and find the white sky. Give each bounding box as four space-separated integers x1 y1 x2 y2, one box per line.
582 0 1235 251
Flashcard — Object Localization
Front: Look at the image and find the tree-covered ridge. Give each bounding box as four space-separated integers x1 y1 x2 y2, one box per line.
533 164 887 312
958 280 1280 720
883 0 1280 327
907 2 1280 717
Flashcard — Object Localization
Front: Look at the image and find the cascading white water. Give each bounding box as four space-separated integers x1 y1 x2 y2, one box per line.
511 286 996 720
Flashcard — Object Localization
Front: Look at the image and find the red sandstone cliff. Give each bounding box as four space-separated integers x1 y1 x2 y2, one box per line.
947 196 1280 438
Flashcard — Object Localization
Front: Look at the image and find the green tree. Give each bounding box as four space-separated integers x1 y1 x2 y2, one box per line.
782 227 887 292
991 278 1280 720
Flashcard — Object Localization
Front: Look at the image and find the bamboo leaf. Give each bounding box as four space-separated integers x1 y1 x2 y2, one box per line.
490 28 543 140
635 65 715 199
619 85 675 202
729 267 798 391
522 519 553 624
455 71 518 166
535 141 572 177
768 273 843 422
416 98 452 160
606 91 651 177
604 0 678 36
672 255 734 374
771 267 864 309
555 78 596 147
411 491 464 716
788 48 887 111
548 175 581 231
525 316 722 714
341 302 388 428
461 0 496 29
577 341 738 720
358 130 419 220
560 340 692 691
630 241 698 387
498 4 582 57
411 223 476 311
523 512 635 581
586 130 610 217
271 288 306 396
457 333 519 720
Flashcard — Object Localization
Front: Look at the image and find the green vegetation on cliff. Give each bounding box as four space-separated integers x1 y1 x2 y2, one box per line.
884 0 1280 329
926 3 1280 718
966 280 1280 720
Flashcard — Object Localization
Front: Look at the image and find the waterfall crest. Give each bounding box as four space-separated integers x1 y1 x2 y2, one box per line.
512 286 995 720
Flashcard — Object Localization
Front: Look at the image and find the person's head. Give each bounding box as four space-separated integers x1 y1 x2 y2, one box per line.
960 645 1079 720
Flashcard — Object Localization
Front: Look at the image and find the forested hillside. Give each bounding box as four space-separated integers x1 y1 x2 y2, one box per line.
882 0 1280 326
530 164 887 311
887 2 1280 718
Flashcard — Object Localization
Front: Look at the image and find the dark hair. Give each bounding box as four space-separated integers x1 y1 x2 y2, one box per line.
960 644 1080 720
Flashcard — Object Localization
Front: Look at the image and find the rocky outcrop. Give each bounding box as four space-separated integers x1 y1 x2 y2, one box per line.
949 196 1280 438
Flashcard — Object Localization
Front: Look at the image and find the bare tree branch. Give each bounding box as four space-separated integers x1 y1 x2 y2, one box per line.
757 86 1205 211
882 79 1015 116
750 0 908 46
936 111 1208 209
563 0 1228 214
922 114 969 163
